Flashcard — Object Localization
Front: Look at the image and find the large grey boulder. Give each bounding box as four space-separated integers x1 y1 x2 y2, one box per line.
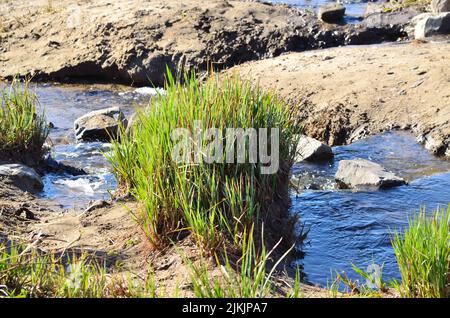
0 164 43 192
295 136 334 162
431 0 450 13
335 159 406 189
318 4 346 23
74 107 127 141
414 12 450 39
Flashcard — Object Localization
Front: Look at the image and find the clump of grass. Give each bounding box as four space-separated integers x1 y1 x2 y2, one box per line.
0 79 49 164
107 70 301 252
187 228 299 298
0 242 159 298
328 263 388 298
391 205 450 298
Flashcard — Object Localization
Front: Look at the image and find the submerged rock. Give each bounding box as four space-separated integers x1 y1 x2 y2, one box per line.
0 164 43 192
295 136 334 162
335 159 406 189
74 107 127 142
413 12 450 39
431 0 450 13
318 4 346 23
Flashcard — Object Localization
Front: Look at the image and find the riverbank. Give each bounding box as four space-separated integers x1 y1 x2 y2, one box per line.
0 181 332 297
0 0 424 85
230 40 450 157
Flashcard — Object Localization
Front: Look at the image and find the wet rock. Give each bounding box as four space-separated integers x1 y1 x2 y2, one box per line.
431 0 450 13
295 136 334 162
0 164 43 192
414 12 450 39
335 159 406 189
43 155 86 176
318 4 346 23
74 107 127 141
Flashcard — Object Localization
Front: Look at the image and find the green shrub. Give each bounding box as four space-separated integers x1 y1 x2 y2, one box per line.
391 205 450 298
0 79 49 164
107 70 301 251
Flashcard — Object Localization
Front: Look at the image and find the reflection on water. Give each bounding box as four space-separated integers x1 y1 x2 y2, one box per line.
291 132 450 287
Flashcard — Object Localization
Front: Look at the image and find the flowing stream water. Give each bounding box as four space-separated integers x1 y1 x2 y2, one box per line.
14 84 450 288
291 132 450 286
268 0 375 23
34 83 150 210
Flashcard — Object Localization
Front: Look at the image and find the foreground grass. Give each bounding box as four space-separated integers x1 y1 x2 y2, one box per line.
187 228 301 298
391 205 449 298
107 71 301 252
0 79 49 164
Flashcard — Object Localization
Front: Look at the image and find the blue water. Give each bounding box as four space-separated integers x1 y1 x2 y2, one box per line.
291 132 450 287
267 0 372 23
31 83 151 210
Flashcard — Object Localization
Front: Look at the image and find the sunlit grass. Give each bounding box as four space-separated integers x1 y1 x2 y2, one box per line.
0 242 158 298
107 70 301 252
0 79 49 164
391 205 450 298
186 228 300 298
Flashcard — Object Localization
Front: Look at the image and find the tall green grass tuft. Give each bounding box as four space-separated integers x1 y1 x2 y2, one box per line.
0 242 158 298
391 205 450 298
187 228 298 298
107 70 301 251
0 79 49 164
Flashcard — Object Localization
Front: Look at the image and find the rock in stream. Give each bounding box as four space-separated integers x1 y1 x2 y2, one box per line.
335 158 406 189
74 107 127 142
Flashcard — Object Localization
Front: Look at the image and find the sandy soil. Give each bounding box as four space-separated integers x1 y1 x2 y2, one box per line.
0 0 411 85
230 40 450 156
0 182 331 297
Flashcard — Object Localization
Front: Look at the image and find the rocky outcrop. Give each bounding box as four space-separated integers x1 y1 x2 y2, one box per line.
295 136 334 162
74 107 127 141
335 159 406 189
0 164 43 192
318 4 346 23
413 12 450 39
431 0 450 13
